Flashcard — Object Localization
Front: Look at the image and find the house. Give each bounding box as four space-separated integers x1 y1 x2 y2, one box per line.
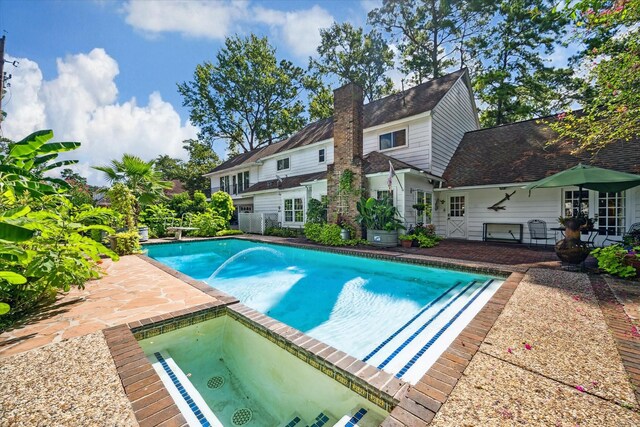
432 116 640 246
204 69 479 231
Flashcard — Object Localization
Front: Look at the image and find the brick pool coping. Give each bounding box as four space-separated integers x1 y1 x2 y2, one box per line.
590 276 640 405
105 240 523 426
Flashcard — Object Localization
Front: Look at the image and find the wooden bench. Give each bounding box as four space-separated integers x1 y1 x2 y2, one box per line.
166 227 198 240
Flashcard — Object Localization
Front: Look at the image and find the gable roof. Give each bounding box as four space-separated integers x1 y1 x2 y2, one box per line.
208 69 468 174
443 115 640 188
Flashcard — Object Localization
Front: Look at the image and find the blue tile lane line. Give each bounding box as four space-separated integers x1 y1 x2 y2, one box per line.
308 412 329 427
395 279 495 378
376 280 479 370
154 352 211 427
285 416 301 427
363 281 464 362
345 408 368 427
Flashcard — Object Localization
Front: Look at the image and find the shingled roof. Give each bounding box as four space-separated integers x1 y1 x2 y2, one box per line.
443 115 640 188
208 69 467 174
363 151 424 175
243 171 327 193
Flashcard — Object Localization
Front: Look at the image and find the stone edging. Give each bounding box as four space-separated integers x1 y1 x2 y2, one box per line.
590 275 640 405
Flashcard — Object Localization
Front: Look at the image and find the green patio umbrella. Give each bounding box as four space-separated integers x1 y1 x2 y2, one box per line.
523 163 640 207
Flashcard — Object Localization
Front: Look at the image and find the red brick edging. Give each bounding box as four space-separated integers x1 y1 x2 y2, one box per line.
590 275 640 405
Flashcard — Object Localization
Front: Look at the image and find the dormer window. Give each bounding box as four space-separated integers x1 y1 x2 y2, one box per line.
379 129 406 150
277 158 290 171
318 148 325 163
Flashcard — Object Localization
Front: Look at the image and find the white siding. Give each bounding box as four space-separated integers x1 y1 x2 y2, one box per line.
253 193 280 217
433 187 563 241
259 142 332 181
363 116 432 171
431 77 479 177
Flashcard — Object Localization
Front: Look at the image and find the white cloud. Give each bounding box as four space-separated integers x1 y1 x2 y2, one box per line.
122 0 333 59
123 0 249 40
254 5 334 58
2 49 197 185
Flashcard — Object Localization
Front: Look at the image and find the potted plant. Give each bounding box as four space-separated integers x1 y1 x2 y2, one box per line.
398 234 415 248
336 213 351 240
356 196 405 247
555 215 590 265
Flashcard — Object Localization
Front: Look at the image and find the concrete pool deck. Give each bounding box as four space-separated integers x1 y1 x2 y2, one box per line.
1 237 639 426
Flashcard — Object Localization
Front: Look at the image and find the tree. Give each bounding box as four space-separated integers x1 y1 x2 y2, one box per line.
93 154 172 221
153 155 185 182
310 22 395 102
547 0 640 152
470 0 577 127
181 139 220 194
368 0 494 84
178 34 307 154
304 74 334 121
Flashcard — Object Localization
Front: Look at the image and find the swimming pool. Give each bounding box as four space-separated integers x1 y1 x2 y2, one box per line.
146 239 503 384
140 315 388 427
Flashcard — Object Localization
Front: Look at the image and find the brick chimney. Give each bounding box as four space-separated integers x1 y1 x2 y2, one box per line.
327 83 365 238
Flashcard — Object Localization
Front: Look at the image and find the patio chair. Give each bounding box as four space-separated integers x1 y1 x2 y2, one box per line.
602 222 640 246
527 219 555 248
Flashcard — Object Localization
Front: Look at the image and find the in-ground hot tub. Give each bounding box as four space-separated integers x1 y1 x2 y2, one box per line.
138 313 389 427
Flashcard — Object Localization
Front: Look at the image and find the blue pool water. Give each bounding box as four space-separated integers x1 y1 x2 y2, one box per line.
146 239 500 383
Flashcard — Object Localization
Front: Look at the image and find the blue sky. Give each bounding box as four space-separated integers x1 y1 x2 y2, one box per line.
0 0 377 183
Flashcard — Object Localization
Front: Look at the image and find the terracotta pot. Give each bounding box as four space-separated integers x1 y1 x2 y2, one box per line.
400 239 413 248
555 238 590 264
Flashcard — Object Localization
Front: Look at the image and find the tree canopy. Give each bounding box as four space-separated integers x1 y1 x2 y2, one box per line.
178 34 307 155
547 0 640 152
310 22 395 103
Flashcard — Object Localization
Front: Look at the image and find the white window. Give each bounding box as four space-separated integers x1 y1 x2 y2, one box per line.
219 176 230 193
376 190 393 204
284 198 304 222
277 158 290 171
379 129 406 150
598 191 625 236
415 191 433 224
236 171 250 192
318 148 325 163
563 190 589 218
232 175 237 194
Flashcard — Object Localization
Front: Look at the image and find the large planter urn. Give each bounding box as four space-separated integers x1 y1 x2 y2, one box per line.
555 217 590 264
367 229 398 247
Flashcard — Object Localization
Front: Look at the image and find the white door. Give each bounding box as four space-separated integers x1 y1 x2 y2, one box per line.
447 194 467 239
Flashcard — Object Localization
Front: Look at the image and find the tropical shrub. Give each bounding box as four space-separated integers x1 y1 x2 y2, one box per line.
189 212 226 237
306 198 327 224
264 226 303 238
216 229 243 236
107 183 136 230
210 191 235 223
93 154 172 223
112 231 141 256
591 245 637 278
304 222 363 246
0 130 118 323
168 191 209 218
408 223 442 248
356 196 405 231
140 204 176 238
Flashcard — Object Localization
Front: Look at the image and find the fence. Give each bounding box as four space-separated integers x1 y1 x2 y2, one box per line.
238 213 279 235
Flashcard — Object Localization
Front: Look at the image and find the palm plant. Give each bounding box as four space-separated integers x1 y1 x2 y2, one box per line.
93 154 172 224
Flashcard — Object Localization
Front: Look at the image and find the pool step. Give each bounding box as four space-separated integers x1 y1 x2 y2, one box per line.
364 279 501 384
332 408 371 427
150 351 222 427
283 411 337 427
